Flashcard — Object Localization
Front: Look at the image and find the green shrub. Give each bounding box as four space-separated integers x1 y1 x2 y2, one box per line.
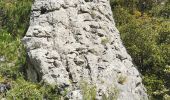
6 78 62 100
0 0 32 36
0 29 25 78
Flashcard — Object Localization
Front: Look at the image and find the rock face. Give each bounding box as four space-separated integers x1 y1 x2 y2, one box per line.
23 0 148 99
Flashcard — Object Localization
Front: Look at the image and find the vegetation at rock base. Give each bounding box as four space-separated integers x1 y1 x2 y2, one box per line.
0 0 58 99
0 0 169 99
110 0 170 99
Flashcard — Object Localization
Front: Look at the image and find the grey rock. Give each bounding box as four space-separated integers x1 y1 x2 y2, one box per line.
66 90 83 100
0 84 7 93
0 56 5 62
0 83 10 93
23 0 148 100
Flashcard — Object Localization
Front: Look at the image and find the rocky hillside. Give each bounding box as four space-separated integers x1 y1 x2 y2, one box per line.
22 0 148 99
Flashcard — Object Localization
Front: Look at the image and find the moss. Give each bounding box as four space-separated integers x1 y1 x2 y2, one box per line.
118 74 127 85
91 11 96 19
101 37 110 45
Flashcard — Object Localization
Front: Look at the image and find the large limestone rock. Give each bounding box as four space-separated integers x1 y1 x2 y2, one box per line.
23 0 148 99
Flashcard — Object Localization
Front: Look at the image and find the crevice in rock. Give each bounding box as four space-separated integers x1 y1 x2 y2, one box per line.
66 60 73 82
116 54 128 61
136 82 141 87
85 0 93 2
84 55 92 82
25 35 51 38
34 7 61 15
40 7 47 14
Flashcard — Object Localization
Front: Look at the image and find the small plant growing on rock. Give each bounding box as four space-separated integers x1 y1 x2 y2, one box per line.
102 86 120 100
91 11 96 19
101 37 110 45
80 81 96 100
118 74 127 85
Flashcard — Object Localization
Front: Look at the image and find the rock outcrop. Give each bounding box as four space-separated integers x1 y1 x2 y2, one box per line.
22 0 148 99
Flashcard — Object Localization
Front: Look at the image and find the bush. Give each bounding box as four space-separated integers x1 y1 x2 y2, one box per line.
6 78 62 100
0 29 25 79
0 0 32 36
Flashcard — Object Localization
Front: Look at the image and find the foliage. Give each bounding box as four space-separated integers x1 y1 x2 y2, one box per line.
0 29 25 79
0 0 58 99
111 0 170 99
80 82 97 100
0 0 32 37
5 77 62 100
159 3 170 18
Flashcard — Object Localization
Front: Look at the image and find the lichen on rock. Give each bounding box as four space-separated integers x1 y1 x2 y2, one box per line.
22 0 148 99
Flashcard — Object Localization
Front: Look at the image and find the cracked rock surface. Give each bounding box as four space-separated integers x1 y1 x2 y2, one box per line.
23 0 148 99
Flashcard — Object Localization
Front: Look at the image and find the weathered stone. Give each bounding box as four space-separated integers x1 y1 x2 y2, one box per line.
23 0 148 99
0 83 10 93
0 56 5 62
